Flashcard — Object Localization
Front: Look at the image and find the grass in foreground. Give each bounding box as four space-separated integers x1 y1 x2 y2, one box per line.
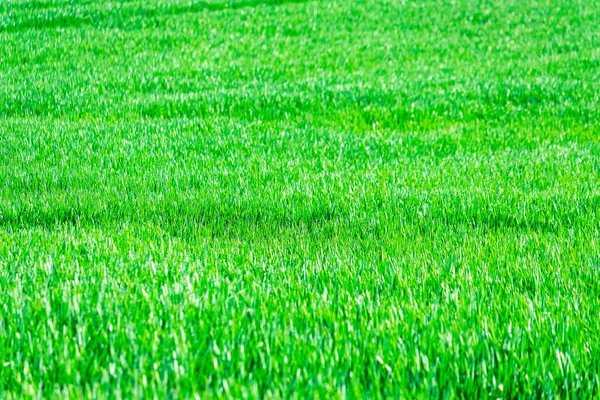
1 0 600 397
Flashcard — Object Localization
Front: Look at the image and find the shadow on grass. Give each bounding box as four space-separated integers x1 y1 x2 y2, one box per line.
0 198 338 240
0 0 310 34
0 194 595 240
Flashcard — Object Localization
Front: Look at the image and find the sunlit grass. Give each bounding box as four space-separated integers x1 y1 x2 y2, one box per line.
1 0 600 397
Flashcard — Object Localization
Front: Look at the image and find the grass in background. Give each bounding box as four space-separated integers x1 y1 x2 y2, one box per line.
1 0 600 397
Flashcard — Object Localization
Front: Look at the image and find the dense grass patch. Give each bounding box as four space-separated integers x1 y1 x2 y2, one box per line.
1 0 600 397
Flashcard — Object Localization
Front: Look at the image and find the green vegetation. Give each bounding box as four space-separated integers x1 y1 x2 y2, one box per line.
1 0 599 397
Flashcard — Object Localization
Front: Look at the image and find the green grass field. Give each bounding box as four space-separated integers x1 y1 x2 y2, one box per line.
1 0 600 397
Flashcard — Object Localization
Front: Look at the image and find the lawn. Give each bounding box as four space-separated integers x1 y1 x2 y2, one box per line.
1 0 599 397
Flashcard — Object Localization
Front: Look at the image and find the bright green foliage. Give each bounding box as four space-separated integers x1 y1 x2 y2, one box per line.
1 0 600 398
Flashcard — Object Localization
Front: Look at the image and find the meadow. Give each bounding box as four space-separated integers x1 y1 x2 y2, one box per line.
1 0 600 397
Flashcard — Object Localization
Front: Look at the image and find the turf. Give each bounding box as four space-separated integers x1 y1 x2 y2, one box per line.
1 0 600 397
